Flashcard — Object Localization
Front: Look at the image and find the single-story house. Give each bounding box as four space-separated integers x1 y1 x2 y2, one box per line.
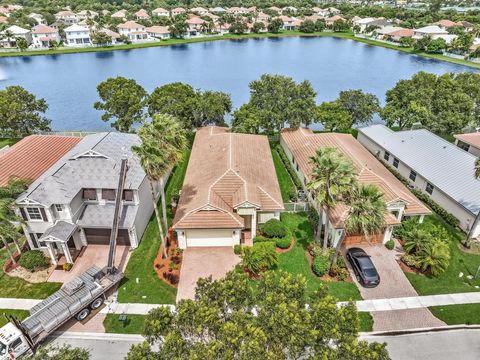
111 9 127 20
210 7 226 13
191 7 209 16
413 25 448 39
134 9 150 21
171 7 186 17
173 127 284 249
431 19 457 30
454 132 480 158
15 132 167 265
152 8 169 17
146 26 170 39
358 125 480 238
280 128 430 246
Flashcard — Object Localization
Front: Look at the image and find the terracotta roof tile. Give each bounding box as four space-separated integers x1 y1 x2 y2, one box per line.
454 132 480 149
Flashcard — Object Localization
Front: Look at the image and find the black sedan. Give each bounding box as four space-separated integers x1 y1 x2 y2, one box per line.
346 248 380 288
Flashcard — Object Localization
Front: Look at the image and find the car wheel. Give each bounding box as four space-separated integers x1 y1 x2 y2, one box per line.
76 308 90 321
90 297 104 310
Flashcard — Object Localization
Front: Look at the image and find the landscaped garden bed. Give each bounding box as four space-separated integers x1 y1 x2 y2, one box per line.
154 241 183 287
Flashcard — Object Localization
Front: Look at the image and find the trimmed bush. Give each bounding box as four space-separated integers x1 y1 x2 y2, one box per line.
241 242 278 275
275 236 291 249
260 219 287 239
275 145 303 188
312 254 329 277
19 250 48 271
63 262 73 271
234 244 242 255
385 239 395 250
253 235 271 243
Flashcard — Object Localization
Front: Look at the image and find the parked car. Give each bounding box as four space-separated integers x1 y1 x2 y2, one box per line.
346 247 380 288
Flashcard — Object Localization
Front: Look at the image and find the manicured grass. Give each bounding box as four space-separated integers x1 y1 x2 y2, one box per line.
271 146 295 202
276 213 361 301
358 312 374 332
404 214 480 296
117 147 192 304
0 309 29 327
103 313 146 334
429 304 480 325
0 244 61 299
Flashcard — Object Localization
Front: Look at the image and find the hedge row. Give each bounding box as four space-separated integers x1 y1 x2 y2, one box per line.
380 160 460 229
275 145 303 189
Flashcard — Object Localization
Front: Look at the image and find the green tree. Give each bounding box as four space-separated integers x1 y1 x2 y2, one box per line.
252 21 265 33
316 101 353 132
91 31 112 46
268 17 283 33
231 103 262 134
31 344 89 360
127 271 389 359
337 89 380 128
315 19 326 32
0 86 51 137
132 114 187 258
399 36 414 48
241 242 278 275
16 37 28 51
169 18 187 38
307 147 357 248
332 19 349 32
94 76 147 132
299 19 315 33
425 38 446 53
416 239 450 276
229 18 248 34
193 90 232 127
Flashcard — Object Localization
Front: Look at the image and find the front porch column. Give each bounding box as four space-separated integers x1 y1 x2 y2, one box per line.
419 215 425 224
46 243 57 265
62 243 73 264
251 211 257 238
383 225 394 244
79 228 88 246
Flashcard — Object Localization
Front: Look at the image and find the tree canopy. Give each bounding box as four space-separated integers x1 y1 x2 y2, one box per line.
127 271 389 360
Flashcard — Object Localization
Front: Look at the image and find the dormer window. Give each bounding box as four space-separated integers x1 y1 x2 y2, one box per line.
102 189 116 201
123 190 134 201
83 188 97 200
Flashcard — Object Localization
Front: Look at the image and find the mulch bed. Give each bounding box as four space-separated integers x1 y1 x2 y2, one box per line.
153 235 183 288
305 249 354 283
397 259 426 275
275 238 295 253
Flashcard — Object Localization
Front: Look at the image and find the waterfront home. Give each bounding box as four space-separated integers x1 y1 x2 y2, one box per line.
173 127 283 248
146 26 170 39
64 24 91 47
279 15 297 30
97 28 120 44
28 12 46 25
171 7 186 17
118 21 148 42
111 9 127 20
215 22 230 35
256 12 269 22
375 26 405 39
325 15 345 26
191 7 209 16
358 125 480 238
210 7 226 13
31 25 60 48
16 132 167 266
413 25 448 39
134 9 150 21
387 28 414 41
431 19 457 30
454 132 480 158
0 25 31 48
353 17 376 31
281 128 430 247
55 10 78 24
186 16 207 36
152 7 169 17
76 10 98 20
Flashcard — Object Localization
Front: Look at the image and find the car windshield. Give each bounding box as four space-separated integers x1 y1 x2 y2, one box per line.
364 268 378 277
0 341 7 356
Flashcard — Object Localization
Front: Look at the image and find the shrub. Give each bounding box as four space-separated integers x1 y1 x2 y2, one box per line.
289 190 298 202
241 242 278 275
234 244 242 255
402 254 419 268
385 239 395 250
312 254 329 277
275 236 291 249
260 219 287 238
275 145 303 188
336 255 346 269
253 235 271 243
63 262 73 271
415 239 450 276
19 250 48 271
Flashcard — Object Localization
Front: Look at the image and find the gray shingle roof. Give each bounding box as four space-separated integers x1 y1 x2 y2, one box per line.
40 220 77 242
17 132 146 207
359 125 480 215
77 203 137 228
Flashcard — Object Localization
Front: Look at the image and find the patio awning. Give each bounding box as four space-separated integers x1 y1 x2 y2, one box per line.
40 221 77 243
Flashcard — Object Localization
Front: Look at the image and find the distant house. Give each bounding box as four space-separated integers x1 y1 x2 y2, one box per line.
281 128 430 246
387 28 414 41
268 6 282 13
191 7 208 16
358 125 480 238
186 16 207 36
0 25 31 48
134 9 150 21
279 15 296 30
227 7 248 15
152 7 169 17
146 25 170 39
413 25 448 39
55 10 78 24
28 12 46 25
16 132 167 265
431 19 457 30
76 10 98 21
282 6 297 13
111 9 127 20
31 25 60 48
210 7 226 13
457 20 474 32
171 7 186 17
454 132 480 158
0 16 7 24
325 15 345 26
173 127 283 248
97 28 120 44
118 21 148 42
256 12 269 22
65 24 91 47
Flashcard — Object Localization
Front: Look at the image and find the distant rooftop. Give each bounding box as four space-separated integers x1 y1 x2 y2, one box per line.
454 132 480 149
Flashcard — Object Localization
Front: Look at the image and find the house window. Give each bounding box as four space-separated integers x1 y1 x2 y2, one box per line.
55 204 63 212
393 158 399 168
384 151 390 161
457 140 470 152
102 189 116 201
26 207 42 220
83 188 97 200
426 182 434 195
409 170 417 182
123 190 134 201
30 233 46 248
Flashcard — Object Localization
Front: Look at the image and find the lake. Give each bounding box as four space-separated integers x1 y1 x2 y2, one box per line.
0 36 476 131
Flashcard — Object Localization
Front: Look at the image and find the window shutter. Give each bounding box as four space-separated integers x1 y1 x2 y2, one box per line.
19 208 28 221
40 208 48 222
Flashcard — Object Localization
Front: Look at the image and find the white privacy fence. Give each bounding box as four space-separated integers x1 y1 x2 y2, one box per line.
283 202 309 213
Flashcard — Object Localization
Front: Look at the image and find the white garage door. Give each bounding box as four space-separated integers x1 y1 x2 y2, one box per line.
186 229 234 247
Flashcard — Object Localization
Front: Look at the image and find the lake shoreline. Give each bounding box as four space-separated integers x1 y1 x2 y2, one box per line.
1 31 479 70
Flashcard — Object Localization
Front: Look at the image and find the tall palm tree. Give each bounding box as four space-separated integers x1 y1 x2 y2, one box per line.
133 114 187 258
465 158 480 245
307 147 357 249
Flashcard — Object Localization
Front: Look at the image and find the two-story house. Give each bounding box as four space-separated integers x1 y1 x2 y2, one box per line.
31 25 60 48
54 10 79 24
64 24 91 46
117 21 148 42
16 132 166 265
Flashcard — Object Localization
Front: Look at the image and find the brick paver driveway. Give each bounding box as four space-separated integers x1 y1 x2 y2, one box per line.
177 247 241 302
344 240 445 331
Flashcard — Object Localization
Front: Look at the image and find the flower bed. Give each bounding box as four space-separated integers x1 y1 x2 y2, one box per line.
154 238 183 287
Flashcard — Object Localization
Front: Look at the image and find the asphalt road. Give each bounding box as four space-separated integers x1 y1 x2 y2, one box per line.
361 328 480 360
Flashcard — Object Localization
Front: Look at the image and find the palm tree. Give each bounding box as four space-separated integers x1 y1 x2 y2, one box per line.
416 239 450 276
307 147 357 249
133 114 187 258
465 158 480 246
333 184 386 266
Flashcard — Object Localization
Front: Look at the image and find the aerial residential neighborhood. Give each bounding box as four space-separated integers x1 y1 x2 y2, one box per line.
1 0 480 359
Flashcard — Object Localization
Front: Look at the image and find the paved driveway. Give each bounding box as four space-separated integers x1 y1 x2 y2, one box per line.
344 240 445 331
177 247 240 302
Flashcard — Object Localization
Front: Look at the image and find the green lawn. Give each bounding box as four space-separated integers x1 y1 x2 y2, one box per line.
103 314 146 334
117 147 192 304
271 146 295 202
0 309 29 327
0 244 61 299
276 213 361 301
429 304 480 325
404 214 480 296
358 312 374 332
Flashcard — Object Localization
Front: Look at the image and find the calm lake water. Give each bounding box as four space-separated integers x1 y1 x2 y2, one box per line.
0 36 476 131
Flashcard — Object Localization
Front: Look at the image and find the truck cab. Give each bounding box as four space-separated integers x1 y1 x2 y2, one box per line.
0 323 31 359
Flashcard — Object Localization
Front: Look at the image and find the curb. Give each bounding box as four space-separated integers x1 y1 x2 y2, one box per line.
360 324 480 337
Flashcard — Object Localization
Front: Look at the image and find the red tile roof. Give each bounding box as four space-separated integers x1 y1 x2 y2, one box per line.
454 132 480 149
0 135 81 187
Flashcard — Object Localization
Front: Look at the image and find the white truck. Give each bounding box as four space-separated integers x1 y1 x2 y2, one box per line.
0 158 129 359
